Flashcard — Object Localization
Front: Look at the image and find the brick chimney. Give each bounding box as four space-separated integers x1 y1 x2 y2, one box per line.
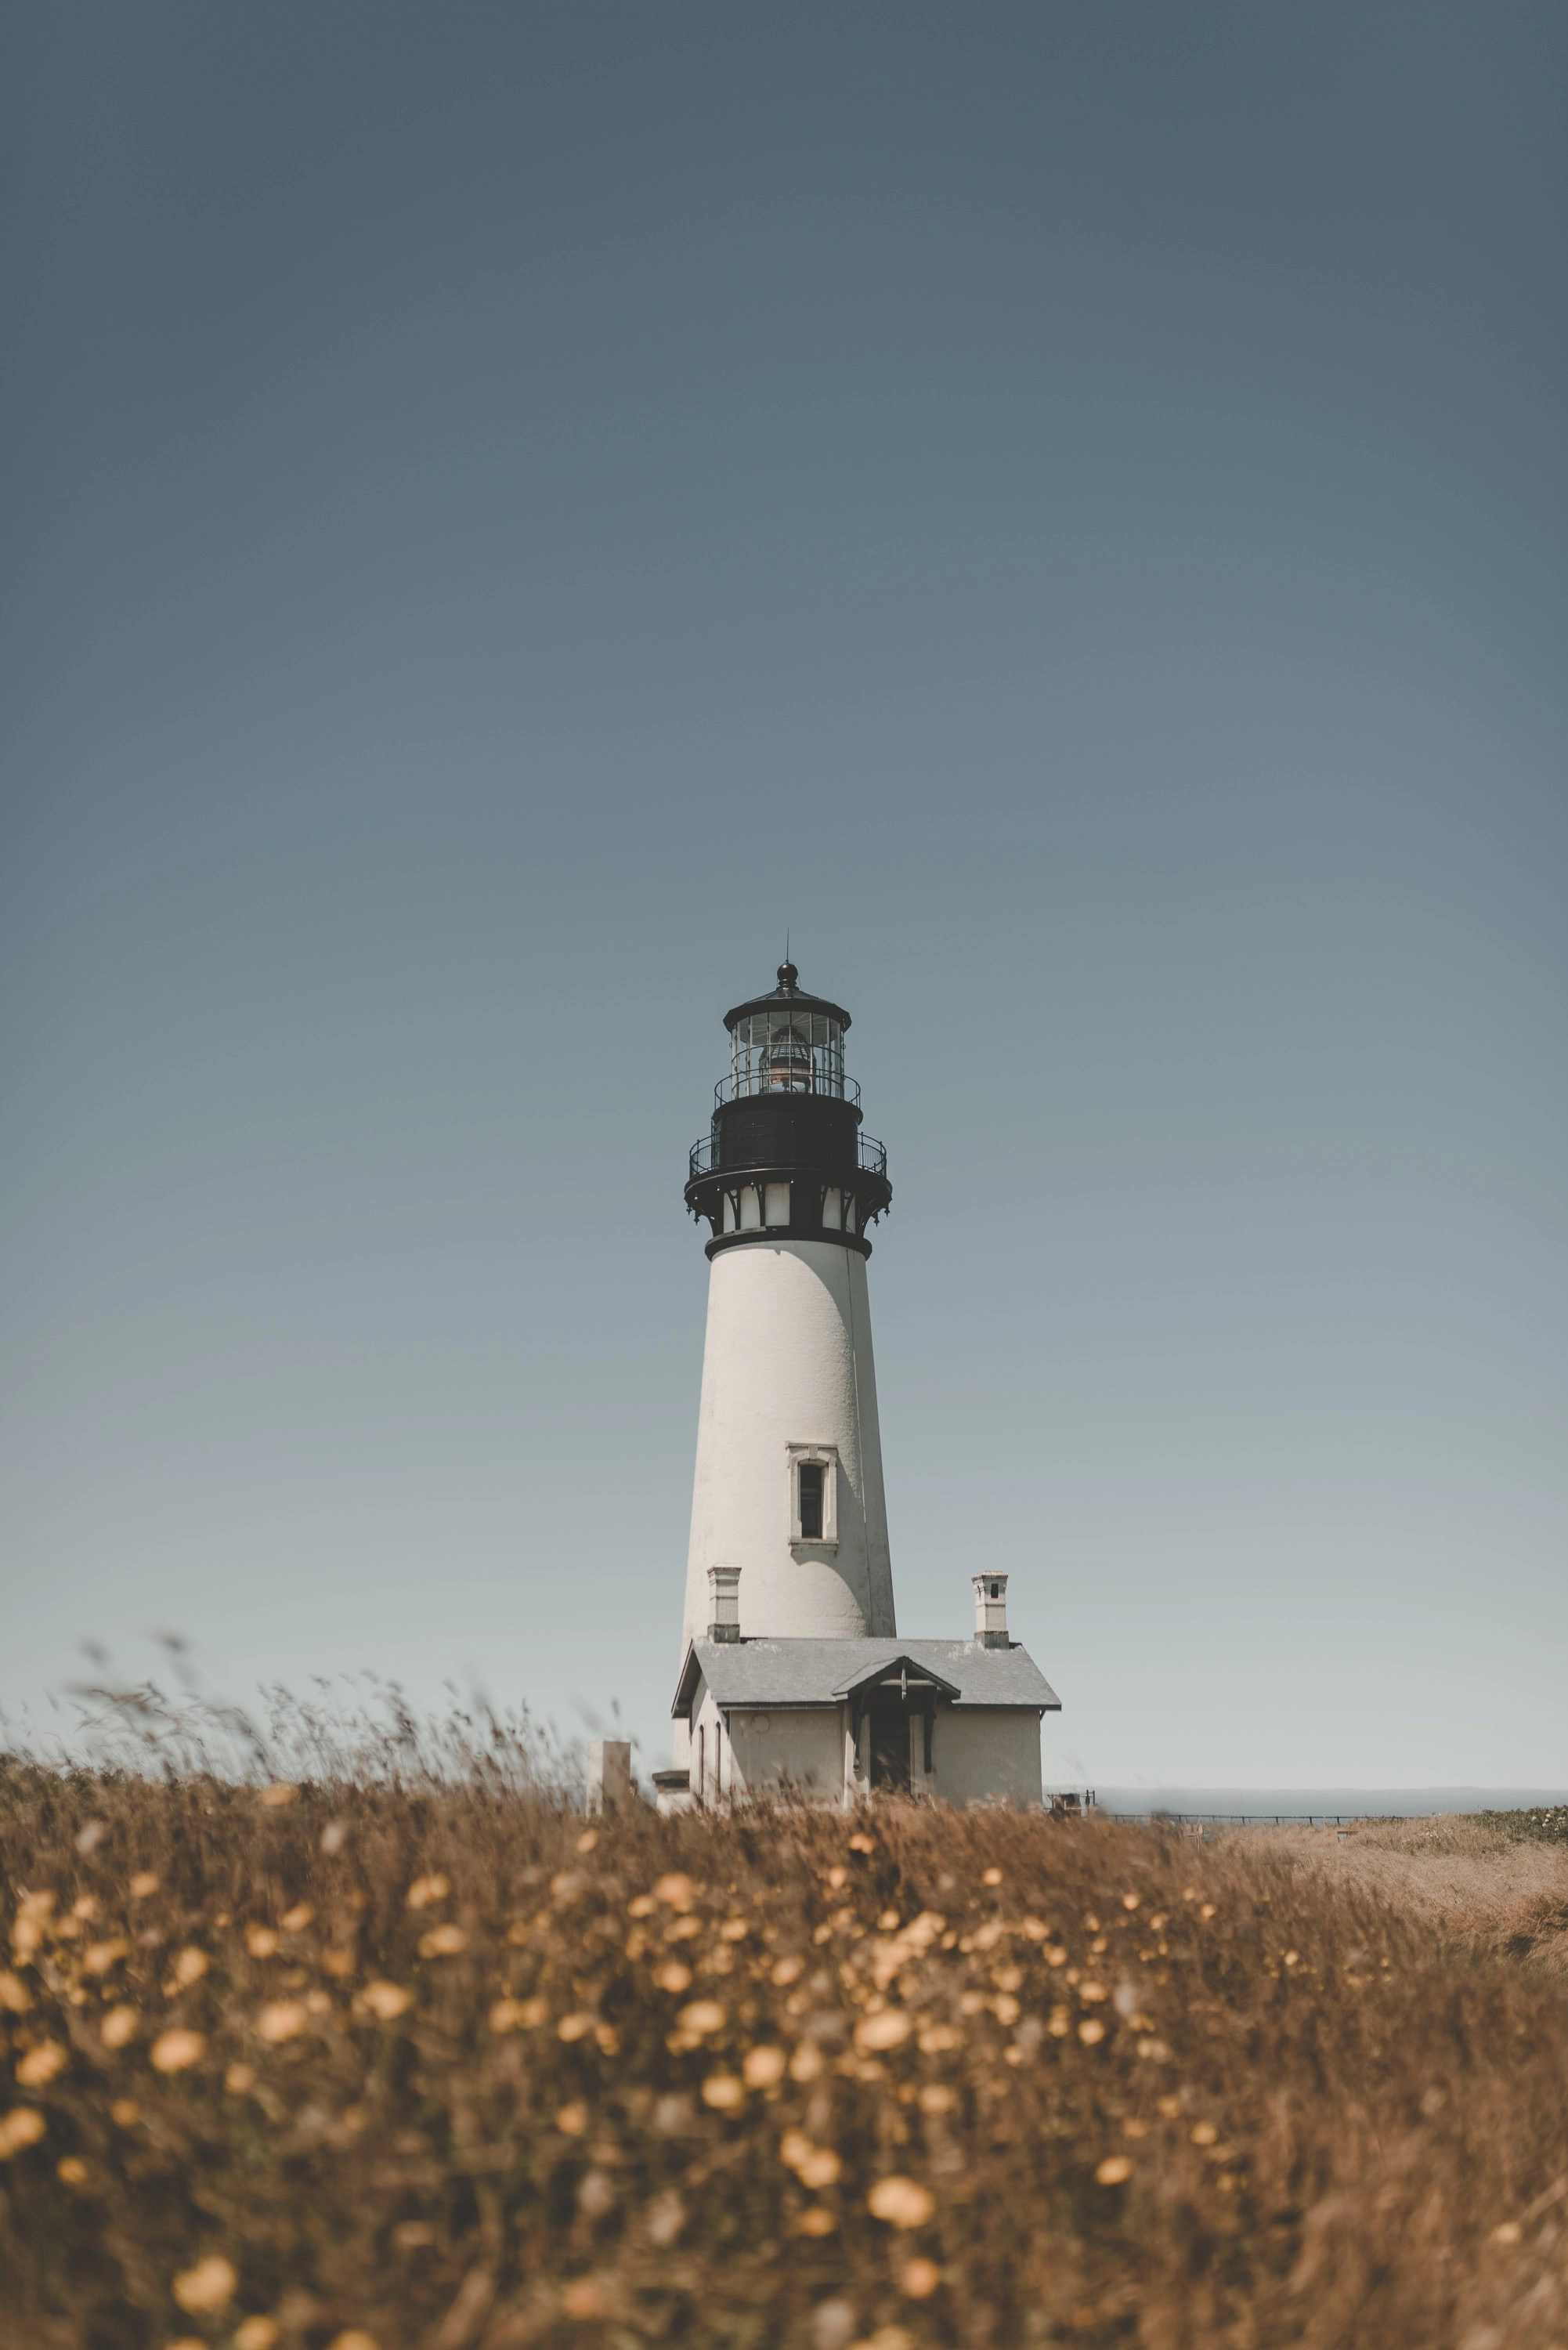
973 1572 1010 1649
707 1564 742 1643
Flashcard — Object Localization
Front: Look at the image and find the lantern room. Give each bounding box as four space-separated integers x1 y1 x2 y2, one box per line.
685 964 891 1255
727 971 847 1100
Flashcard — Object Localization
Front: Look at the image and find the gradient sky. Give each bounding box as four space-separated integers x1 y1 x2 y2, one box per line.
3 3 1564 1790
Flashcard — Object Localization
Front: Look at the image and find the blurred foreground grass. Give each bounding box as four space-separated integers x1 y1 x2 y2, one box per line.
2 1741 1566 2350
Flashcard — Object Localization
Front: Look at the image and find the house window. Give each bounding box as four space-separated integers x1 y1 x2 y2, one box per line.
788 1446 838 1547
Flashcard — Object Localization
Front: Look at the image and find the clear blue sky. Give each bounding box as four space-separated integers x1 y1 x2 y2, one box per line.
3 3 1564 1789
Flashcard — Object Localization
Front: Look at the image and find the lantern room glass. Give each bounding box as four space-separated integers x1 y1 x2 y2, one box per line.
729 1009 846 1098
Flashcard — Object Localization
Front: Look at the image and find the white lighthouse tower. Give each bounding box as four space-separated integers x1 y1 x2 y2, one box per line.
680 962 895 1651
663 964 1060 1809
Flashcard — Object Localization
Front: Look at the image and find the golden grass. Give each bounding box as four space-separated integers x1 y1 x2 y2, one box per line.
1257 1814 1568 1979
2 1760 1566 2348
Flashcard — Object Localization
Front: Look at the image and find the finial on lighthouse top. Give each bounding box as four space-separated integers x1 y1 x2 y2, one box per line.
722 966 852 1036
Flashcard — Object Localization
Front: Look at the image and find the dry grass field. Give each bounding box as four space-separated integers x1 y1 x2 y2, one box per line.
1280 1811 1568 1980
2 1743 1566 2350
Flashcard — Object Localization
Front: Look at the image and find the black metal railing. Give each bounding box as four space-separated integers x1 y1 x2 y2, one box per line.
688 1130 887 1184
714 1069 861 1110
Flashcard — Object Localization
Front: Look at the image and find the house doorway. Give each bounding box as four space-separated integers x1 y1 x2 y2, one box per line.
866 1697 912 1793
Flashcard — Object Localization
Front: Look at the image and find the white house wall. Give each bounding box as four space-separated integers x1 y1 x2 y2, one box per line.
687 1686 737 1806
682 1240 895 1650
930 1708 1044 1808
727 1705 845 1802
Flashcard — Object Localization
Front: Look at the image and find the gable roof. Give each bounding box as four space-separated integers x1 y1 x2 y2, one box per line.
673 1636 1060 1719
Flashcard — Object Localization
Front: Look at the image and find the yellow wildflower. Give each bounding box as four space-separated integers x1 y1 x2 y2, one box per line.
780 2129 841 2188
255 2002 308 2044
644 2190 686 2246
16 2044 66 2088
234 2322 281 2350
917 2023 960 2052
417 1924 467 1958
559 2280 607 2321
0 2109 46 2159
172 2254 238 2313
868 2175 936 2229
362 1982 411 2022
150 2030 205 2073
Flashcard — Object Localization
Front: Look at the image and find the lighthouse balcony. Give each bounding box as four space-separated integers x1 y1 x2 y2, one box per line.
688 1126 887 1185
685 1123 891 1256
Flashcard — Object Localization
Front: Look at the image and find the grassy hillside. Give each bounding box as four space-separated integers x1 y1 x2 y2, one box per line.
2 1761 1566 2349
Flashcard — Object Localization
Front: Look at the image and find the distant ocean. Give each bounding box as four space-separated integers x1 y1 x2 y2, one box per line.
1091 1787 1568 1820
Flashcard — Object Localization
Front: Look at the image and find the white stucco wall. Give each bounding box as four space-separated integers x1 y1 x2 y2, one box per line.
681 1239 895 1650
688 1686 746 1804
727 1705 845 1802
930 1708 1044 1808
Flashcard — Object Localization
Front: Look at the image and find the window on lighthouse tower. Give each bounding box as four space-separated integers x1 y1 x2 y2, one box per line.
788 1444 838 1546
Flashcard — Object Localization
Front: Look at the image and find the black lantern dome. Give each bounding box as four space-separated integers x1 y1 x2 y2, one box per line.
685 964 891 1256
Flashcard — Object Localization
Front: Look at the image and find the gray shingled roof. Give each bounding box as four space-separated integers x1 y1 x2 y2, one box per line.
673 1637 1060 1719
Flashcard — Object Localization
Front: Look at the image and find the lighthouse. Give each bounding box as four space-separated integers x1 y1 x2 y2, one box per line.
679 962 895 1650
663 964 1060 1810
